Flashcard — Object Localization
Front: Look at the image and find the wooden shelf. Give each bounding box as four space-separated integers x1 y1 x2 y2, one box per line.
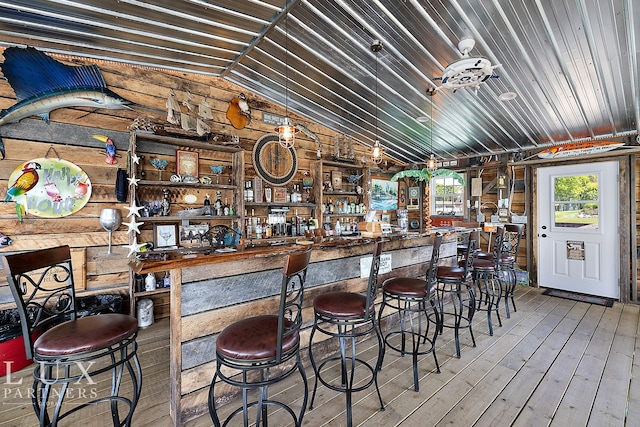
139 215 240 222
245 202 316 208
324 213 366 217
133 287 170 298
138 180 236 190
323 191 359 196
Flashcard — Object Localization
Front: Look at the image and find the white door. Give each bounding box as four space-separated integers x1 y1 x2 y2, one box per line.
537 161 619 298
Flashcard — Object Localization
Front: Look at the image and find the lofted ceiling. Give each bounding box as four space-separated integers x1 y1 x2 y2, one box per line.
0 0 638 165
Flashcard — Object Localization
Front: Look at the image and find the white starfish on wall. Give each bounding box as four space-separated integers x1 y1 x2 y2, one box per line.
124 217 143 234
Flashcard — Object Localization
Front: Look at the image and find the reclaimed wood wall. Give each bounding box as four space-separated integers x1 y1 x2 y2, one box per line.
0 47 380 311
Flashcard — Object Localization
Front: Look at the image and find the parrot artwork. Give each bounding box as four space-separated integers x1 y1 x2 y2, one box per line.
93 134 117 164
4 161 41 221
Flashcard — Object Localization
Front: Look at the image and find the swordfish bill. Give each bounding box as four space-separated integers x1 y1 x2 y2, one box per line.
0 46 133 159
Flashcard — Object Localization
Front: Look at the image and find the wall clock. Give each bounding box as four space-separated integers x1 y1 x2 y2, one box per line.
252 133 298 186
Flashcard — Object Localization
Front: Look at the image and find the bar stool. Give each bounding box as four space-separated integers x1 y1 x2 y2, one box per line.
308 240 385 427
435 230 478 358
377 233 442 392
208 249 312 427
472 227 505 335
2 246 142 427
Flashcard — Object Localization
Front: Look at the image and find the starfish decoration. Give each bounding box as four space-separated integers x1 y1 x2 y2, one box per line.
127 175 140 187
124 202 144 217
124 217 144 234
124 239 146 258
131 153 140 164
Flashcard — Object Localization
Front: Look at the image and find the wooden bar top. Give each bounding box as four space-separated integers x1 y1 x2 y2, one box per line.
128 230 454 275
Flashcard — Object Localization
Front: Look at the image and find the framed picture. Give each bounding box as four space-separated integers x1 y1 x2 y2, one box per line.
176 150 199 178
154 223 178 249
331 170 342 191
273 187 287 203
179 224 209 247
408 186 420 210
370 178 398 210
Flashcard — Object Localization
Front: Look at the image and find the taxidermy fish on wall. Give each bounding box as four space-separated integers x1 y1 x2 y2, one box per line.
0 46 133 160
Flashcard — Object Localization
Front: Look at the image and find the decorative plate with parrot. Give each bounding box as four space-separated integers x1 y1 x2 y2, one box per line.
6 157 92 218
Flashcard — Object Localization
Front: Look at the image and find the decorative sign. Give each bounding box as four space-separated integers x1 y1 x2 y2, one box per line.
252 133 298 186
370 179 398 210
261 112 286 126
567 240 585 260
7 157 92 218
360 253 392 278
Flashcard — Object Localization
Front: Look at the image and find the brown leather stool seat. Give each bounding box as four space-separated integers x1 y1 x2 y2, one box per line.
313 292 374 318
216 315 298 360
377 234 443 392
34 314 137 357
308 241 385 427
435 265 471 282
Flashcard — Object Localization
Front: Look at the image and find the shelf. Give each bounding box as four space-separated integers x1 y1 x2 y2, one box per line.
139 215 240 222
138 180 236 190
324 213 366 217
133 132 243 153
245 202 316 208
323 191 360 196
133 287 170 297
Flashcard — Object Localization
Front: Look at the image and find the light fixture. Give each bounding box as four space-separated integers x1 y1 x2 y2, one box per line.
275 9 298 148
426 87 437 171
435 38 500 93
371 40 383 164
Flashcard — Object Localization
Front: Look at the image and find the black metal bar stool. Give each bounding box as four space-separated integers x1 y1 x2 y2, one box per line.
308 240 385 427
2 246 142 427
472 227 505 335
208 249 312 427
435 230 478 358
377 233 442 392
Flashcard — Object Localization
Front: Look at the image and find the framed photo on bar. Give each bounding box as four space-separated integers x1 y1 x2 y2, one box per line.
154 223 178 249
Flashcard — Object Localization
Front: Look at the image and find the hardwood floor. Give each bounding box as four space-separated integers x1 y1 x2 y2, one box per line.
2 286 638 426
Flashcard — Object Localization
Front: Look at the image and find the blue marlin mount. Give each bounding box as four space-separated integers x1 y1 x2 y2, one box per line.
0 46 133 160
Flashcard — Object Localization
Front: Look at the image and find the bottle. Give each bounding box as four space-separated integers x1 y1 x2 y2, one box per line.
335 219 342 236
264 219 272 238
162 271 171 288
145 273 156 291
214 191 223 216
328 198 334 214
255 219 263 239
223 197 230 216
247 181 254 203
160 189 171 216
203 193 212 215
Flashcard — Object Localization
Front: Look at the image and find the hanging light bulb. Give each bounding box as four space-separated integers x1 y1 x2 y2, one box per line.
371 40 383 164
426 87 437 171
276 8 298 148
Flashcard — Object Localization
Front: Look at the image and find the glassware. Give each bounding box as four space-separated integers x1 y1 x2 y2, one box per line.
149 158 168 180
209 165 225 184
99 208 122 255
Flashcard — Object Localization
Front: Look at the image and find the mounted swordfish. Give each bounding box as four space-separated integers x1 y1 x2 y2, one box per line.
0 46 133 159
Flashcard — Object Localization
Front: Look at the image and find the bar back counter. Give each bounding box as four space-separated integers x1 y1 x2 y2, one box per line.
130 232 457 425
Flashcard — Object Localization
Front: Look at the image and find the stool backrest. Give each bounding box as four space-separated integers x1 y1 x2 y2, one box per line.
502 224 524 262
364 239 384 320
492 226 506 263
277 248 312 361
460 230 478 275
426 233 443 287
2 246 76 359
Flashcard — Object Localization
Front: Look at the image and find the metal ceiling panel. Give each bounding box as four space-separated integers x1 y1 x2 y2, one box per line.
0 0 638 164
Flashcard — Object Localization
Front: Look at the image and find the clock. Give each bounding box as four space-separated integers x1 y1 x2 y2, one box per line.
252 133 298 186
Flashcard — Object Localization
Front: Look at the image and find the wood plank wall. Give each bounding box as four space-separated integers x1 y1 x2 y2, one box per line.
0 47 514 311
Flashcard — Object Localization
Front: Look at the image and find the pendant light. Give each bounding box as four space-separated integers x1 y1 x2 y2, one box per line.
275 8 298 148
426 87 437 171
371 40 383 164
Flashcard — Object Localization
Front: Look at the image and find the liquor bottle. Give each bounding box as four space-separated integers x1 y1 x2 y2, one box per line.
214 191 223 216
328 198 334 214
335 219 342 236
255 219 263 239
203 193 212 215
223 197 230 216
247 180 254 203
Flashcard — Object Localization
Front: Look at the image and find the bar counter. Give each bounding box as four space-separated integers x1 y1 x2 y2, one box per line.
130 231 458 425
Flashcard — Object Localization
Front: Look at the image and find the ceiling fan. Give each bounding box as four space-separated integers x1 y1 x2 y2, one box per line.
434 38 501 93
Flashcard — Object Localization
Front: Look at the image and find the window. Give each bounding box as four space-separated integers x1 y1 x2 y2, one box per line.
432 176 464 216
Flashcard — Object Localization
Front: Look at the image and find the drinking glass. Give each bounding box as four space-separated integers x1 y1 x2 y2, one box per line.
100 208 122 255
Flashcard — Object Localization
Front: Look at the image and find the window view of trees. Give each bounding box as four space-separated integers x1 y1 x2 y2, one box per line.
553 174 598 228
432 176 464 216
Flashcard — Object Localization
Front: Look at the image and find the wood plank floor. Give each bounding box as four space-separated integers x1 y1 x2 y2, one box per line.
2 286 638 426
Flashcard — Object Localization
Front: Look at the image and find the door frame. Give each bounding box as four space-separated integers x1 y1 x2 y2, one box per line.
530 156 631 302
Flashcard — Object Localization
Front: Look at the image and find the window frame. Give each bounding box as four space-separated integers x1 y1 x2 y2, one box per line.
430 174 466 217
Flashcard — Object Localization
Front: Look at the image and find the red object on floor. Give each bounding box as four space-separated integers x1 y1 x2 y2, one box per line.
0 333 38 377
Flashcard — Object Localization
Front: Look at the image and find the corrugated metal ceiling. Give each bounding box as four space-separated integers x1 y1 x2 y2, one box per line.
0 0 638 164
